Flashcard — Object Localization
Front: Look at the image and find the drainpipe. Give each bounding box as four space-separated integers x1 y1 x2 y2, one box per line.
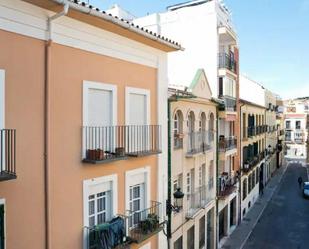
44 2 69 249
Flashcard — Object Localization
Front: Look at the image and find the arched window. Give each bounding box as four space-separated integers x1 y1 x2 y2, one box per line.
208 112 215 143
199 112 207 132
187 111 195 133
174 110 184 149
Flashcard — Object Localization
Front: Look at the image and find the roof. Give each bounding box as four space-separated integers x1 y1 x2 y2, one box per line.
65 0 183 50
240 99 266 109
25 0 183 51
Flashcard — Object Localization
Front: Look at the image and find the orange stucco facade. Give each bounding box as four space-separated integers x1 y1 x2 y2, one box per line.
0 17 163 249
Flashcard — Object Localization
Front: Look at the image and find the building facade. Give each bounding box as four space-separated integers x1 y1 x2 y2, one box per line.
134 1 241 246
169 69 217 249
0 0 181 248
239 75 267 219
264 90 278 184
283 98 309 161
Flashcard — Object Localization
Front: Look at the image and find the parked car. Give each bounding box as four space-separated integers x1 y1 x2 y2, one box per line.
303 182 309 198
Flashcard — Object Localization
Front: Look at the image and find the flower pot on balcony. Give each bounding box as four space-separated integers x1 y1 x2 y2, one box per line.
174 133 184 138
115 147 125 157
87 149 104 161
139 214 159 234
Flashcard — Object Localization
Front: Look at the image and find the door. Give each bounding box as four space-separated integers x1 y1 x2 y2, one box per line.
0 204 4 249
85 87 114 155
128 92 148 153
219 210 225 240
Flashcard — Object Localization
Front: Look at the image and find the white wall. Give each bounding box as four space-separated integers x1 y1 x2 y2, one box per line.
239 75 265 107
135 0 235 98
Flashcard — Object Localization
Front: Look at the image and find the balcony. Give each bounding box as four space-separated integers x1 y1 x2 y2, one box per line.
242 153 263 174
219 95 237 112
186 131 213 157
84 201 163 249
0 129 17 182
219 136 237 152
186 186 214 219
82 125 161 164
218 173 238 198
247 126 256 137
218 53 237 74
174 133 183 150
218 25 237 45
126 201 163 243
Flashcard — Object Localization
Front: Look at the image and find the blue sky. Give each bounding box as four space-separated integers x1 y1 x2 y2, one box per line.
89 0 309 99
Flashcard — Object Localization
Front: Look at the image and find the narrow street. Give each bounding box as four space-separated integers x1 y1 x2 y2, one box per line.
243 163 309 249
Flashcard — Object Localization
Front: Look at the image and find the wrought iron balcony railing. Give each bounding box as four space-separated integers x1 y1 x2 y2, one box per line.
0 129 17 181
186 186 214 219
84 201 163 249
218 174 238 198
218 53 237 74
187 131 213 156
219 136 237 152
126 201 163 243
219 95 237 112
82 125 161 164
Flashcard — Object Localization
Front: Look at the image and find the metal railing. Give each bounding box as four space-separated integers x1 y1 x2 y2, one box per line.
218 53 237 74
0 129 17 181
247 126 256 137
187 131 213 155
219 136 237 152
218 174 238 197
127 201 163 243
174 133 183 149
84 216 129 249
82 125 161 163
186 186 214 218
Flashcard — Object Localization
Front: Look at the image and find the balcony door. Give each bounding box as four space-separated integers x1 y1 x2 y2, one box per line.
126 87 150 154
83 82 117 158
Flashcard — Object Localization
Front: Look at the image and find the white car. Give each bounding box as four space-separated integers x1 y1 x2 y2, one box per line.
303 182 309 198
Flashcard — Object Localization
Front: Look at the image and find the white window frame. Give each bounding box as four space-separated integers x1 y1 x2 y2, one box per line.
83 174 118 249
82 81 117 126
125 87 150 125
125 167 151 218
0 199 5 249
0 70 5 130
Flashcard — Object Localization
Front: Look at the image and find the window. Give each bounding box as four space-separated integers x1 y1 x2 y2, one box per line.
256 168 259 184
174 110 184 148
83 175 117 229
286 120 291 129
242 179 247 200
173 174 183 192
296 121 301 130
199 216 205 249
174 236 183 249
219 77 223 97
248 174 252 193
199 112 206 132
224 77 236 98
199 164 206 187
187 225 195 249
88 191 111 227
252 170 256 188
129 184 145 228
208 160 214 190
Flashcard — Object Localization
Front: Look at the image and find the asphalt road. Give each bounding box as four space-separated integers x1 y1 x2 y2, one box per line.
243 163 309 249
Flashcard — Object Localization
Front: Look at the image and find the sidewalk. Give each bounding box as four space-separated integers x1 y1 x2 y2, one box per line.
221 163 288 249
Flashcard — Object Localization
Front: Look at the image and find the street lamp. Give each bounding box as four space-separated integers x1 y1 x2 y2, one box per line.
166 187 185 214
